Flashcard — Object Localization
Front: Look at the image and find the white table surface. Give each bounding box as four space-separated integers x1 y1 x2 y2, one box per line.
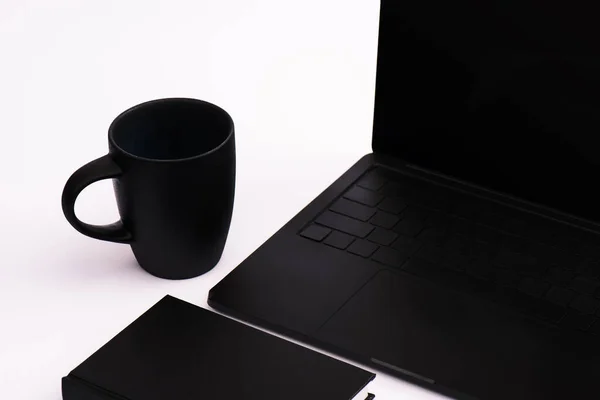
0 1 448 398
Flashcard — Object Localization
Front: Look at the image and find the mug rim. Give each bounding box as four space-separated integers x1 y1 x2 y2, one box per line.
108 98 234 163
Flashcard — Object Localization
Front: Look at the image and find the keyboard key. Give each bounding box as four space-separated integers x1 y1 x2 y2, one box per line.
323 231 355 250
418 227 448 247
498 235 526 253
402 206 431 221
545 287 576 307
343 186 383 207
529 223 558 245
579 242 600 259
576 258 600 278
416 244 446 264
450 197 481 220
425 212 452 228
380 182 404 198
570 295 600 315
501 217 530 238
394 216 426 237
495 270 520 289
347 239 379 258
357 171 388 191
570 276 599 295
367 228 398 246
561 235 588 255
377 197 407 214
465 260 493 280
546 248 578 270
372 247 408 269
516 256 547 278
492 250 522 270
560 311 595 331
444 234 473 257
500 290 541 315
472 225 503 244
589 320 600 335
442 253 469 272
415 188 448 211
546 267 574 288
528 241 557 261
470 242 496 262
370 211 400 229
510 253 538 268
478 211 506 230
518 223 548 243
550 227 585 253
452 218 478 238
330 198 376 222
569 233 595 255
316 211 374 238
403 258 444 280
392 236 422 255
518 278 549 298
464 275 496 295
425 267 473 291
535 302 567 323
300 225 331 242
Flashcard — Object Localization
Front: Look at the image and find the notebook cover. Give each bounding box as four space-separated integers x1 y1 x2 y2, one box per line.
62 295 374 400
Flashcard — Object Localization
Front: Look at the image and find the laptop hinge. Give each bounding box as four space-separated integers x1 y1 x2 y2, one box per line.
372 153 600 234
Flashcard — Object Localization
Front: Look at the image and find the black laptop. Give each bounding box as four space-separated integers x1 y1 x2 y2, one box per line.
209 1 600 399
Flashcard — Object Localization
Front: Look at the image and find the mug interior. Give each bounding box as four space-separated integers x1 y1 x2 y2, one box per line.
109 98 233 161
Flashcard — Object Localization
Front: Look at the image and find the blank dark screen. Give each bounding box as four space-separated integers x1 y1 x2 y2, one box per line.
373 0 600 222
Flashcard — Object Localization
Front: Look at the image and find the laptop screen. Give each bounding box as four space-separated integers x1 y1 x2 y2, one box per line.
372 0 600 223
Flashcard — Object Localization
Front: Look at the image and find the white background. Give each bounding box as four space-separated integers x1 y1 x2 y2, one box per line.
0 1 447 398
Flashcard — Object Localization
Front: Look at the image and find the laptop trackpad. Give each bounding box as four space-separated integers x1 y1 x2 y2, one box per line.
314 270 600 400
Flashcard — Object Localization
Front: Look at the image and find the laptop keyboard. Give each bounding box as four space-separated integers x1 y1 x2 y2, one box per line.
299 168 600 335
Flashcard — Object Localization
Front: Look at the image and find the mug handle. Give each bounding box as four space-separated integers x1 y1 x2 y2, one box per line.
61 154 133 243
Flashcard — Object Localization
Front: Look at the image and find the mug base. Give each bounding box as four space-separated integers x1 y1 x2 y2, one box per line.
132 252 222 280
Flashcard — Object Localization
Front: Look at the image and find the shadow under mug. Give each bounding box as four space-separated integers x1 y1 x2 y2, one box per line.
62 98 235 279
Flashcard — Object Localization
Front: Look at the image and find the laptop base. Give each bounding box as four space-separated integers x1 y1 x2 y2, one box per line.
210 154 600 400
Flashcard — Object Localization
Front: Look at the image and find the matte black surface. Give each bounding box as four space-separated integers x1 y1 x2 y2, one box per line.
373 0 600 224
62 98 235 279
62 296 374 400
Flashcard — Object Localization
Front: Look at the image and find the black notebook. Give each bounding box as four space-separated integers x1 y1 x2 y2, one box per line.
62 295 375 400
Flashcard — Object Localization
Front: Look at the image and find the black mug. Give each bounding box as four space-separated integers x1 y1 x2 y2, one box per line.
62 98 235 279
